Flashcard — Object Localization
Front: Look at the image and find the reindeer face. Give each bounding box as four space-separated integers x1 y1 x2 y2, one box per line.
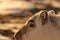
15 10 50 40
26 10 60 40
25 10 49 40
15 10 60 40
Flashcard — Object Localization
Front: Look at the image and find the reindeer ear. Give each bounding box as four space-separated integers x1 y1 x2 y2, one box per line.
40 11 48 25
48 10 55 15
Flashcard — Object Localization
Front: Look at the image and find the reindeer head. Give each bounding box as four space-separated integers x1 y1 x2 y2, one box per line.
15 10 57 40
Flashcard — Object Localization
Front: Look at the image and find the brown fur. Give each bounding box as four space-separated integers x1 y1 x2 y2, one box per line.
15 10 60 40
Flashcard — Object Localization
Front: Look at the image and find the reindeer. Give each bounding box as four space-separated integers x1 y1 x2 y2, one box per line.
15 10 60 40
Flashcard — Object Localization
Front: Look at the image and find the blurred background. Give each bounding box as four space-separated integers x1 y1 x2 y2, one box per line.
0 0 60 24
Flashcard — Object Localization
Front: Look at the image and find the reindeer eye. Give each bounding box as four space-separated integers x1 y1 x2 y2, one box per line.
27 20 35 28
29 22 34 28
